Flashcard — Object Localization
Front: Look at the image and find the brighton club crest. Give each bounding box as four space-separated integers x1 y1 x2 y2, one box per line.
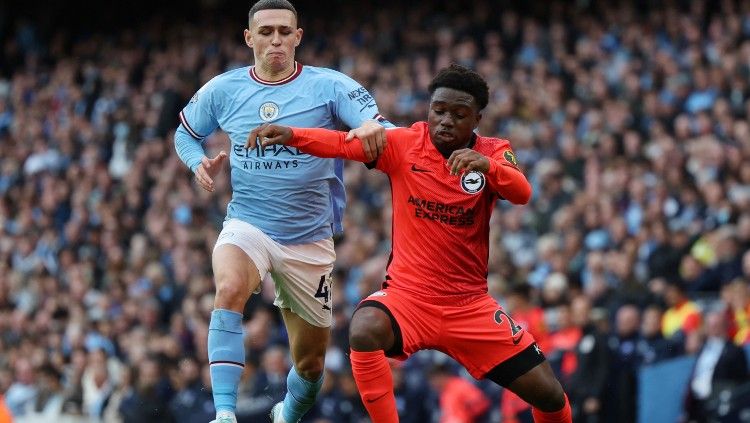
460 170 486 194
259 102 280 122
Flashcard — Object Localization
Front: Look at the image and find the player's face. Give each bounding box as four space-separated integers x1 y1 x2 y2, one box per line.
245 9 302 72
428 87 481 151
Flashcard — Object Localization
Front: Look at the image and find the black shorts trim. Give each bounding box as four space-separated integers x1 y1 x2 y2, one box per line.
484 343 545 387
356 300 404 358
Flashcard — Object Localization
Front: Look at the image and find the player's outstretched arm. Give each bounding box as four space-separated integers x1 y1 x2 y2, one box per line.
346 120 386 161
447 148 531 205
246 124 371 162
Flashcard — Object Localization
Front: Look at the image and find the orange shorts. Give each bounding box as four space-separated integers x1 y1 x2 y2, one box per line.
357 288 544 384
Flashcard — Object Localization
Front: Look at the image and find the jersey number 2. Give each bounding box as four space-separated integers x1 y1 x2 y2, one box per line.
494 309 523 337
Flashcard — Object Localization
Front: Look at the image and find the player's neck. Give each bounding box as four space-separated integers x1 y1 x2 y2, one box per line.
254 62 297 82
433 133 478 159
434 143 457 159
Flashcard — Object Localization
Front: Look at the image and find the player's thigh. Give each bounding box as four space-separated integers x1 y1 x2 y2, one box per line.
354 289 442 358
271 238 336 327
212 219 272 294
442 295 543 380
349 303 396 352
281 307 330 366
211 243 261 311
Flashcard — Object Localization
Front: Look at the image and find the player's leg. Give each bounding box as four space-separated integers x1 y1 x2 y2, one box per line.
209 244 260 421
276 308 329 423
444 295 571 423
268 238 335 423
209 221 271 422
349 305 399 423
501 362 571 423
349 289 439 423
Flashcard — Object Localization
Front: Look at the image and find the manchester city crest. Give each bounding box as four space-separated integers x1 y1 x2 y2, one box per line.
259 102 280 122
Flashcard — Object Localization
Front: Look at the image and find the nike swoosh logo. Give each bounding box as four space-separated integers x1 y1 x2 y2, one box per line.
366 392 389 403
410 164 430 173
512 332 524 345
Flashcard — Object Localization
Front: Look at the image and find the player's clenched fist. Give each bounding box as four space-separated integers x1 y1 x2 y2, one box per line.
447 148 490 175
245 123 294 149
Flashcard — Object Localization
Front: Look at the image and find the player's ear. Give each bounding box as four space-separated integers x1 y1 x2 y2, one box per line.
294 28 303 47
475 112 482 126
244 29 253 48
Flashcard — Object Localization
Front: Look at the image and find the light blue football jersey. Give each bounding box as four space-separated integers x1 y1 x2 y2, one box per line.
175 62 392 244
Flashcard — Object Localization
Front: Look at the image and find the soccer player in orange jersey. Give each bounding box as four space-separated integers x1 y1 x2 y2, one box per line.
246 64 572 423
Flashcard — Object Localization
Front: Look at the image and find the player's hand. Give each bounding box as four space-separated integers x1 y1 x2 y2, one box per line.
447 148 490 175
245 123 293 149
346 119 385 161
194 151 227 192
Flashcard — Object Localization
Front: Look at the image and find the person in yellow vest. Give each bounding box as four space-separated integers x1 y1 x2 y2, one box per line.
723 278 750 345
661 280 702 339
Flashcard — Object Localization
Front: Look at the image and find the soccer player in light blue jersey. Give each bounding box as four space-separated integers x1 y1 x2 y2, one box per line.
173 1 392 422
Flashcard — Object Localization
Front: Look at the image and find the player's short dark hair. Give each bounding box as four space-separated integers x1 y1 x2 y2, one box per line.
249 0 298 24
428 63 489 110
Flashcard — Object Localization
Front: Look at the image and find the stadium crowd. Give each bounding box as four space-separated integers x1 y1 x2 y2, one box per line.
1 0 750 421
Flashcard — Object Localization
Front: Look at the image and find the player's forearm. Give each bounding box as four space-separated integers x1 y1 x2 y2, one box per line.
487 160 532 204
174 125 206 172
288 127 369 162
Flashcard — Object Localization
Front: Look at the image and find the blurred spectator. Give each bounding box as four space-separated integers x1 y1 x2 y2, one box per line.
428 364 490 423
723 278 750 345
687 230 744 292
392 360 432 423
168 356 214 423
235 345 288 421
661 280 702 340
306 367 368 423
4 358 36 417
546 302 582 384
22 364 64 421
684 310 749 423
605 304 641 423
304 369 342 422
81 348 118 418
646 222 689 282
102 366 134 423
118 356 174 422
566 296 609 423
637 304 681 365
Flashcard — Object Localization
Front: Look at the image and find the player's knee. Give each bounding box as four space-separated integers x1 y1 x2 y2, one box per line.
349 307 392 352
533 377 566 412
214 276 249 310
294 355 324 381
